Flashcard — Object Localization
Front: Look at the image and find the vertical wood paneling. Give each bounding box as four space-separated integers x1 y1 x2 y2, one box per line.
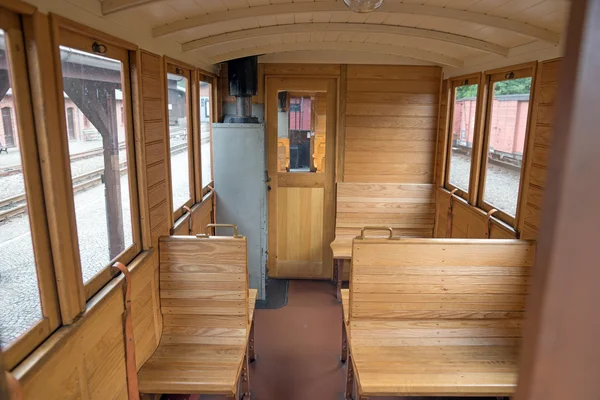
343 65 441 183
520 59 562 240
139 50 169 246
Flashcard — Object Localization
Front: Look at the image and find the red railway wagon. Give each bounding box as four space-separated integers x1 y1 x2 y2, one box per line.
452 94 530 166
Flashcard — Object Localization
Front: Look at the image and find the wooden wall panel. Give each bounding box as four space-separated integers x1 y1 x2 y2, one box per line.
434 80 450 187
15 251 161 400
520 59 562 240
138 50 169 246
343 65 442 183
436 189 517 239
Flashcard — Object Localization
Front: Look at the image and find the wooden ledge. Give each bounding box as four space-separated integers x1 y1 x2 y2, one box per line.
331 238 352 259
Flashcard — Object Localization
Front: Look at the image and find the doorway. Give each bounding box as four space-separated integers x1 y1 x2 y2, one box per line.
266 77 336 279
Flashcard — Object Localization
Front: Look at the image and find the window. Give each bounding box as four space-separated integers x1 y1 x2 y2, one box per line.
200 79 213 189
445 75 481 198
0 11 60 369
479 68 534 222
277 91 327 173
57 31 140 294
166 65 193 217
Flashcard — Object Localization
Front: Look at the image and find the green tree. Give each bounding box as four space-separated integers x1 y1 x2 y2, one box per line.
494 78 532 95
456 84 477 100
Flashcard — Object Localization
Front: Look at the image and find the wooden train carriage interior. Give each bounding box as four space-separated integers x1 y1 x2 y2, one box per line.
0 0 598 399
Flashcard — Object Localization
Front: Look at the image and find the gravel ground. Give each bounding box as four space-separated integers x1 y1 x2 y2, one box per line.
0 150 188 346
449 152 521 216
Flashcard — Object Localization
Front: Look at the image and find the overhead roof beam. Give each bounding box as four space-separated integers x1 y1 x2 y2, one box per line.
182 23 510 57
208 42 464 67
101 0 158 15
152 3 560 44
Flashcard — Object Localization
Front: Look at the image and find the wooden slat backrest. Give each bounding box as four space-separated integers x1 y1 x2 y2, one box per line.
336 183 436 240
159 236 249 337
349 238 536 346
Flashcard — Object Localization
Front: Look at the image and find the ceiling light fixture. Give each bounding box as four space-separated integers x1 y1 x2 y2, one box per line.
344 0 384 13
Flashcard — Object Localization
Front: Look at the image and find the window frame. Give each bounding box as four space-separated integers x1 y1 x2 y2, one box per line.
197 72 215 196
52 18 142 300
0 6 61 370
477 63 537 227
164 59 196 222
444 73 484 202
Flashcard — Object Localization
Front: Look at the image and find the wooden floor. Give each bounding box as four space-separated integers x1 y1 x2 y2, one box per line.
161 280 504 400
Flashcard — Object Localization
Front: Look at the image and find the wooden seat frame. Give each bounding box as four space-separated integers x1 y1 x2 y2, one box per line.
138 229 258 399
344 237 535 400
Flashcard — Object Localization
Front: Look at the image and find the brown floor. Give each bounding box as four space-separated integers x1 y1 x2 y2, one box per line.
163 280 500 400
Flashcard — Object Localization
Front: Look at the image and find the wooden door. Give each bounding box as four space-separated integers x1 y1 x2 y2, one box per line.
267 77 336 279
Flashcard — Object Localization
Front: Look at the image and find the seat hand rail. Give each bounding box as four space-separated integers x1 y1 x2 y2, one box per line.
356 226 394 240
197 223 243 238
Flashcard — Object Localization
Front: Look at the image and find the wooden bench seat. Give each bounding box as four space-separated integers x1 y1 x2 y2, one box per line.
139 234 256 398
331 183 435 301
345 238 536 399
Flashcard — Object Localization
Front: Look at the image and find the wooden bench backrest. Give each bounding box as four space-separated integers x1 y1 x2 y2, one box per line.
336 183 435 240
349 238 536 346
159 236 249 333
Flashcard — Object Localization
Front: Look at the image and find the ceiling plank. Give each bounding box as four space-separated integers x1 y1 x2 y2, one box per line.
102 0 160 15
209 42 464 67
152 3 561 44
182 22 509 56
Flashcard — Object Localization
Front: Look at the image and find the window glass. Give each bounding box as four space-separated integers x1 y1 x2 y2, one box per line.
448 83 478 192
167 72 190 210
483 77 532 216
59 45 134 283
0 29 42 346
277 92 326 173
200 81 212 188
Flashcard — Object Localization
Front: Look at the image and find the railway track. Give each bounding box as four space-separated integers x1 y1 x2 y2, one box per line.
0 143 187 222
0 142 128 177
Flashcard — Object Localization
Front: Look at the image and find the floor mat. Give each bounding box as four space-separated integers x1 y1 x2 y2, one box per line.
255 278 289 310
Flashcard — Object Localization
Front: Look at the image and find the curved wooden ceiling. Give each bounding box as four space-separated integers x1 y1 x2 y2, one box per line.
99 0 570 67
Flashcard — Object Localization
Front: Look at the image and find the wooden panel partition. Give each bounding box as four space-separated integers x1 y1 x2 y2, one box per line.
343 65 441 183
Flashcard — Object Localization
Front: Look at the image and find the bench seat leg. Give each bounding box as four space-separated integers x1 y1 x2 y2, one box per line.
341 318 348 364
336 259 343 302
248 320 256 363
238 351 251 400
345 353 355 400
